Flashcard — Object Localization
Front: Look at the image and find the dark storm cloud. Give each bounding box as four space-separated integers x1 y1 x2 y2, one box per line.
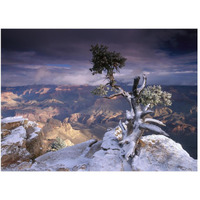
1 29 197 86
159 29 197 56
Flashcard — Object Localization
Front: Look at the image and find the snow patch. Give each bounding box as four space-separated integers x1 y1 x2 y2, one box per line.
33 127 41 133
29 132 38 140
1 126 26 146
1 116 27 124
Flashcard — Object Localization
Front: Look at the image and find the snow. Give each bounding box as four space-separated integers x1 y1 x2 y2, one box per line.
25 120 37 127
132 135 197 171
33 126 41 133
1 116 28 124
1 116 43 170
101 129 121 150
1 119 197 171
30 139 97 171
29 133 197 171
1 148 8 157
88 149 123 171
1 126 26 146
23 119 40 140
29 132 38 140
126 110 134 119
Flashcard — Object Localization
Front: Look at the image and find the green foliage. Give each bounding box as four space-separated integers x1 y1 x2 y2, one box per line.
91 84 109 96
89 44 172 109
90 44 126 76
49 137 66 152
91 84 119 97
140 85 172 108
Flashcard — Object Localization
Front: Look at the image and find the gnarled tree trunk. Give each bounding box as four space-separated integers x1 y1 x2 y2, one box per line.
107 75 169 160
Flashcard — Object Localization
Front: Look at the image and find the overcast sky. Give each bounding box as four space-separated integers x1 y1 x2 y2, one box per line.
1 29 197 87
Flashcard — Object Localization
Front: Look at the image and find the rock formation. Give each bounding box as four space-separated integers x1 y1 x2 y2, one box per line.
1 116 42 170
39 118 96 154
1 85 197 143
1 116 98 170
5 126 196 171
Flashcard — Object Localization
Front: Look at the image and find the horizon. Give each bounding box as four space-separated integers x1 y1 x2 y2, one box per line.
1 29 197 87
1 83 197 88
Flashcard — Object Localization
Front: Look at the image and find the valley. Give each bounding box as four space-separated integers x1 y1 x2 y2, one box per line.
1 84 197 158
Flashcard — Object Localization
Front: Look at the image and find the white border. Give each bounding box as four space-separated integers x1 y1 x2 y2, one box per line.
0 1 199 200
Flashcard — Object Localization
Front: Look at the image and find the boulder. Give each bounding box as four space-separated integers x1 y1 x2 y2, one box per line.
132 135 197 171
88 149 123 171
1 116 42 170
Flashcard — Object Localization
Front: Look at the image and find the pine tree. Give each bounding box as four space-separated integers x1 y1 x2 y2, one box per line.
90 44 172 160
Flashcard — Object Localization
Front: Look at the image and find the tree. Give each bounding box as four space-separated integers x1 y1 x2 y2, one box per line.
90 44 126 87
90 44 172 160
49 137 66 152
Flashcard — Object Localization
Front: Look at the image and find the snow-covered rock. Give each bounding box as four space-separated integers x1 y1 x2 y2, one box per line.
132 135 197 171
1 116 28 131
1 126 27 146
1 116 27 124
2 123 197 171
88 130 130 171
29 139 98 171
1 116 42 170
101 129 121 150
26 130 131 171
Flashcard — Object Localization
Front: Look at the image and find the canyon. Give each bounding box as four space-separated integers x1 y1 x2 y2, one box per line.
1 84 197 158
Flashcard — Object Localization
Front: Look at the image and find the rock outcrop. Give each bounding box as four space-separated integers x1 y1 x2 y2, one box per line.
1 116 42 170
39 118 96 154
1 116 97 169
132 135 197 171
13 127 197 171
29 139 100 171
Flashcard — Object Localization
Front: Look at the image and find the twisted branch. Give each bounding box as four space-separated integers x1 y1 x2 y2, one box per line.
137 74 147 95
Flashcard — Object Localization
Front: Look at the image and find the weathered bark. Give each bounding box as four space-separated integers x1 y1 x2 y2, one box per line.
105 74 168 160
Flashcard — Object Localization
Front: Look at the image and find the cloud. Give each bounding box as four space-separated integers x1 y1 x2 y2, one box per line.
1 64 106 86
1 29 197 86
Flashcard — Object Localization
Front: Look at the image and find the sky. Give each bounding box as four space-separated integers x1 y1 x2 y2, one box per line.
1 29 197 87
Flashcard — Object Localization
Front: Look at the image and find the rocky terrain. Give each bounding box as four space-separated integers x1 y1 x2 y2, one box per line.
39 118 96 154
1 116 42 170
1 85 197 158
1 119 197 171
1 116 96 170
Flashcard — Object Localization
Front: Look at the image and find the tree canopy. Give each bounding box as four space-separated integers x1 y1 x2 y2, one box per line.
90 44 172 108
90 44 126 87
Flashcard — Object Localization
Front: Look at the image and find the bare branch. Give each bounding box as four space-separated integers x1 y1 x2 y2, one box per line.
104 84 131 100
144 118 166 126
141 110 154 118
139 123 169 137
119 120 127 138
104 92 123 99
143 103 150 111
137 74 147 95
119 120 126 132
132 76 140 97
